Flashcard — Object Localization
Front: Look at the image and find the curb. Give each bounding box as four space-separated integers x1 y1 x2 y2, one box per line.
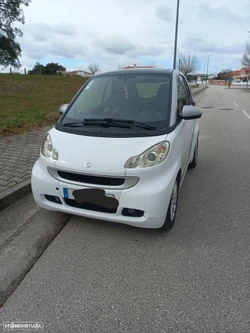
0 210 72 307
192 86 208 97
0 179 31 211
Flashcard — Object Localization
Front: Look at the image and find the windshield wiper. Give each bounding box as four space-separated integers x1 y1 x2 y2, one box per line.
63 121 85 127
62 120 130 129
84 118 156 130
62 118 156 130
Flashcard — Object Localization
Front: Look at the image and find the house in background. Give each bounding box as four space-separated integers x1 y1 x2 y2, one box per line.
231 70 241 80
57 70 93 77
124 65 154 69
231 67 250 81
239 67 250 80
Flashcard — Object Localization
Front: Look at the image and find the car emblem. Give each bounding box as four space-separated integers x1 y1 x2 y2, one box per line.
85 162 92 168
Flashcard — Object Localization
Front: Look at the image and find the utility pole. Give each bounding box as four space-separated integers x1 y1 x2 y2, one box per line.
173 0 180 69
247 32 250 88
202 63 206 84
206 54 213 86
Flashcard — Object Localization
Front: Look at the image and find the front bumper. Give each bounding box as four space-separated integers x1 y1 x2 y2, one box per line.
31 157 178 229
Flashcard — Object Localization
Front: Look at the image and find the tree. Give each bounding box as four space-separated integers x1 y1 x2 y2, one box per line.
242 43 250 67
44 62 65 75
177 53 200 77
88 63 99 74
28 61 45 75
187 74 198 82
28 62 66 75
217 68 232 81
0 0 31 68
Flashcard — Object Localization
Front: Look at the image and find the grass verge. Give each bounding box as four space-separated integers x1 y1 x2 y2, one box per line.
0 75 88 136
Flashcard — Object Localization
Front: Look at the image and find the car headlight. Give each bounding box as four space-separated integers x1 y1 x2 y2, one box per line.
125 142 170 169
41 133 58 160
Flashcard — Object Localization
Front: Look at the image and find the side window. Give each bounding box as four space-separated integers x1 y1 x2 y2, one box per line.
177 76 190 112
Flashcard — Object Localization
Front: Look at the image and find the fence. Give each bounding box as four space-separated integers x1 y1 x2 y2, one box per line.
208 80 226 85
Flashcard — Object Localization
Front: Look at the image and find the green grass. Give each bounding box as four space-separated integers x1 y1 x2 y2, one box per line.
0 75 89 136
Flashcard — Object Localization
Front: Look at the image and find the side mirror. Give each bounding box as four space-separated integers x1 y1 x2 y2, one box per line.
58 104 69 115
180 105 202 120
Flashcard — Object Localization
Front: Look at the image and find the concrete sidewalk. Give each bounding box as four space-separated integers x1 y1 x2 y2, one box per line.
0 85 207 210
191 84 207 96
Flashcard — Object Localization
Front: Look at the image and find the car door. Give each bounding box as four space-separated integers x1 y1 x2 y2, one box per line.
177 75 194 173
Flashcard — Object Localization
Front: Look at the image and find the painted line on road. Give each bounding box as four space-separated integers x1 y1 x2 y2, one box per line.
227 92 240 108
242 110 250 121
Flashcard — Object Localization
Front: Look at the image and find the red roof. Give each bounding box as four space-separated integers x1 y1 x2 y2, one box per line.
241 67 250 72
124 65 154 69
231 70 240 76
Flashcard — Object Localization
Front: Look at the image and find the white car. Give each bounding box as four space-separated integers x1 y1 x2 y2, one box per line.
31 69 202 230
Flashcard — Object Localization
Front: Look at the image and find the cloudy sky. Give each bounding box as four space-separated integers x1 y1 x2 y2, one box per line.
11 0 250 73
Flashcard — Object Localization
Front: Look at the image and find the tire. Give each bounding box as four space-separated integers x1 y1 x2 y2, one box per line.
188 139 198 169
161 178 179 231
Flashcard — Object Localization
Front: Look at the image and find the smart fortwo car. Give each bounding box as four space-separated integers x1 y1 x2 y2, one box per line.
31 69 202 230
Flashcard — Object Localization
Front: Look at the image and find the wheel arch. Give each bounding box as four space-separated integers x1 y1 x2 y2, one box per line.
177 169 181 185
189 123 200 163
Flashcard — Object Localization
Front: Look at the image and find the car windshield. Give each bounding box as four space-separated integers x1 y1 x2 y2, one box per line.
59 73 172 135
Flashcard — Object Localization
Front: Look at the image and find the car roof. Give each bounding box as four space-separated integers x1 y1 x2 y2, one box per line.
96 68 174 77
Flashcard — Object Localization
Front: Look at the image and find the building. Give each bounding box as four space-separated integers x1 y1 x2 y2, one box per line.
231 70 241 80
231 67 250 81
124 65 154 69
57 70 93 77
239 67 250 79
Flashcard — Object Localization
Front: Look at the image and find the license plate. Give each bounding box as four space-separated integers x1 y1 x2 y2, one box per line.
63 188 119 209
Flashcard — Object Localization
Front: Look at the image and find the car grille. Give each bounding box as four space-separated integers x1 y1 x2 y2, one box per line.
58 171 125 186
64 198 117 214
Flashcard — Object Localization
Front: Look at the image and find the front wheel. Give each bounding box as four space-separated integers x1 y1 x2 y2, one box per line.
161 179 179 231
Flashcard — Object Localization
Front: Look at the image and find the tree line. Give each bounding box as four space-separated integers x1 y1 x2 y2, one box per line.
27 62 100 75
28 62 66 75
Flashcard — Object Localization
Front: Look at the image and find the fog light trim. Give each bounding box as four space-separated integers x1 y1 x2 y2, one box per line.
122 208 144 217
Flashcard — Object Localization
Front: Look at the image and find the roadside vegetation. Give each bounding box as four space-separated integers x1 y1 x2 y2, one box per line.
0 75 88 136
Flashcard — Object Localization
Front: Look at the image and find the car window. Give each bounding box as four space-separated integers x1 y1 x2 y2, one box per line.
61 74 172 131
136 83 162 98
75 78 108 113
177 76 190 112
103 79 112 102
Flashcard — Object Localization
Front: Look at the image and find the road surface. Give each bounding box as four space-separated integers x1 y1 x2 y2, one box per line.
0 85 250 333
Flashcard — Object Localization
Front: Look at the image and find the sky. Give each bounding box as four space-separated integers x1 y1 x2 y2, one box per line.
4 0 250 74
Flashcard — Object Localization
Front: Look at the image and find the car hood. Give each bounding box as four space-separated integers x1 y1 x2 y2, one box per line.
49 127 167 176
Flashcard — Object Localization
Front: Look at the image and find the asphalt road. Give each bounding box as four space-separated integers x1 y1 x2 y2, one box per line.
1 85 250 333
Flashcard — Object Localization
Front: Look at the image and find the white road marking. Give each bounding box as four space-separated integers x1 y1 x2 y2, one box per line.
227 93 239 107
242 110 250 121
